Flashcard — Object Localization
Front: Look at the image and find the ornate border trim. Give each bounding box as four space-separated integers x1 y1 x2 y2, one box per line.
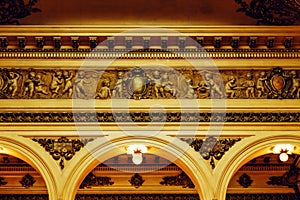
0 112 299 123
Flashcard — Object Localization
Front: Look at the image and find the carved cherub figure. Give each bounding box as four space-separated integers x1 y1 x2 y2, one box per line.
204 73 224 98
34 73 49 95
256 71 267 98
161 73 176 98
51 71 64 98
151 70 163 98
195 80 210 98
23 71 36 98
225 76 237 98
96 79 111 99
242 72 255 98
290 70 300 98
62 71 74 98
7 71 20 97
112 71 125 98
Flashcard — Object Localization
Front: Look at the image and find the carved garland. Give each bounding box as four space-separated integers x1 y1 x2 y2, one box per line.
181 136 241 169
32 137 94 170
1 112 300 123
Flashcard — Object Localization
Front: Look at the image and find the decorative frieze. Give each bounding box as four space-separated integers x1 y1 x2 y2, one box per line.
0 67 300 99
0 111 300 123
80 172 114 189
32 137 94 170
0 194 48 200
181 136 241 169
160 172 195 188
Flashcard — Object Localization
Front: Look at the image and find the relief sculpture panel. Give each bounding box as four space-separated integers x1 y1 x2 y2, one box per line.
0 67 299 99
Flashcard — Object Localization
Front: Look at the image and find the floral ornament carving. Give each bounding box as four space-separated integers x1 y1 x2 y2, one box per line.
234 0 300 25
160 172 195 188
129 173 144 188
181 136 241 169
0 177 7 186
0 0 41 25
19 173 35 188
32 137 94 170
237 173 253 188
80 172 114 189
2 111 300 123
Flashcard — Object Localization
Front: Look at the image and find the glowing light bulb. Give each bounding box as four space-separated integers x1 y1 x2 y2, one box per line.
279 152 289 162
132 153 143 165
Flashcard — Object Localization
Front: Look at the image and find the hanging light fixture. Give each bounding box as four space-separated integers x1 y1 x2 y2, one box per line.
127 145 147 165
272 144 295 162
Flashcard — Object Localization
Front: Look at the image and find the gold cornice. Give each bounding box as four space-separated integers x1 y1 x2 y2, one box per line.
0 25 300 36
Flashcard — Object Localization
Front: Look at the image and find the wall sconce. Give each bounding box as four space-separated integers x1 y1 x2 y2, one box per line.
272 144 295 162
127 145 147 165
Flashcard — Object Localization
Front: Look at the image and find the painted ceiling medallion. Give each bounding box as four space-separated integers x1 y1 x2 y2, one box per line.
235 0 300 25
0 0 41 25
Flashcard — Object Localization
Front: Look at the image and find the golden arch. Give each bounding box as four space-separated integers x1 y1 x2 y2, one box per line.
63 135 214 200
0 136 59 200
215 135 300 200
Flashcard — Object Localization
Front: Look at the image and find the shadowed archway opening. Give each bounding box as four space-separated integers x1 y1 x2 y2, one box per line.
75 153 199 200
0 153 48 199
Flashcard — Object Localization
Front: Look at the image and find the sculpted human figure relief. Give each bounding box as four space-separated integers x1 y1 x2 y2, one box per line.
50 71 64 98
34 73 49 96
23 71 36 98
62 71 74 98
151 70 163 98
290 70 300 98
112 71 125 98
160 72 176 98
7 71 20 97
225 76 238 98
204 73 224 98
242 72 255 98
256 71 267 98
96 79 111 99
